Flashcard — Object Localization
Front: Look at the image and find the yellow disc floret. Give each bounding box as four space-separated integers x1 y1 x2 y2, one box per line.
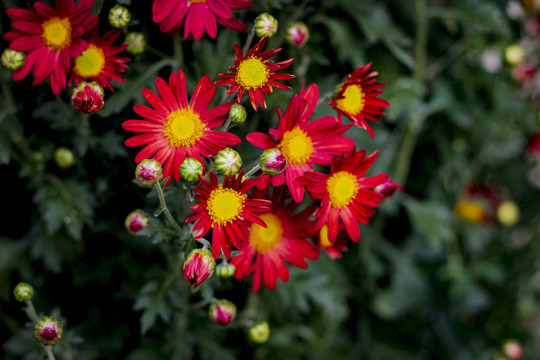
207 188 245 225
235 57 270 90
73 44 106 78
249 213 283 253
319 224 333 248
163 108 205 147
336 84 365 115
327 171 358 208
279 127 314 165
41 17 72 51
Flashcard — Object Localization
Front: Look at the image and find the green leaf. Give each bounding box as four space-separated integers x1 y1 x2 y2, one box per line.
404 199 454 245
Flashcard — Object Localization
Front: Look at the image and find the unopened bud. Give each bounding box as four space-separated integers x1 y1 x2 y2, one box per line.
285 22 310 48
209 299 236 326
180 158 204 181
497 200 520 227
505 44 526 66
13 282 34 302
125 209 149 235
34 316 63 346
215 148 242 176
503 339 523 359
260 148 287 175
374 178 403 199
71 82 104 114
183 249 215 289
54 147 76 169
1 49 25 70
215 262 236 278
254 13 278 38
229 103 247 123
135 159 163 186
248 321 270 343
109 4 131 28
125 32 146 55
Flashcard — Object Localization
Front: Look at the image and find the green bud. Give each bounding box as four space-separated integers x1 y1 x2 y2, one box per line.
215 148 242 176
125 32 146 55
248 321 270 343
180 158 204 181
54 147 76 169
254 13 278 38
229 103 247 123
215 262 236 278
34 316 63 346
109 4 131 28
504 44 525 66
13 282 34 302
135 159 163 186
1 49 25 70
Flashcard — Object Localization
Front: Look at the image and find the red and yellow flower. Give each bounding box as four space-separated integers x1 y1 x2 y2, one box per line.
185 171 271 259
247 84 355 202
301 149 388 243
215 36 295 110
318 224 349 260
230 187 318 291
329 63 389 138
454 184 500 224
152 0 252 40
122 70 240 185
69 28 130 92
4 0 98 95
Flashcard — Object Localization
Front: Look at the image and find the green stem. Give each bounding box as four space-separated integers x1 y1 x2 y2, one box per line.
25 300 56 360
245 163 261 178
153 183 185 237
221 117 233 132
241 27 256 56
173 36 184 68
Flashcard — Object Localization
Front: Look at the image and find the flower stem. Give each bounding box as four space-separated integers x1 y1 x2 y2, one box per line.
245 163 261 178
153 183 185 237
221 117 233 132
25 300 56 360
241 27 256 56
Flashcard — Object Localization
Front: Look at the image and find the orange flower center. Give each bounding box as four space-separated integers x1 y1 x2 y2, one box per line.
163 108 205 147
41 17 72 51
235 57 270 90
249 213 283 253
454 200 486 223
327 171 358 208
279 127 313 165
207 187 245 225
336 84 365 115
73 44 106 78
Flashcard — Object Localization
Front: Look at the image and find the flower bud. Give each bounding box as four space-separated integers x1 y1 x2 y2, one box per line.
125 32 146 55
34 316 63 346
180 158 204 181
229 103 247 123
1 49 25 70
248 321 270 343
109 4 131 28
125 209 149 235
215 262 236 278
503 339 523 359
374 178 403 199
215 148 242 176
54 147 76 169
285 22 310 48
497 200 520 227
71 82 105 114
260 148 287 175
254 13 278 38
183 249 215 289
135 159 163 186
209 299 236 326
505 44 526 66
13 282 34 302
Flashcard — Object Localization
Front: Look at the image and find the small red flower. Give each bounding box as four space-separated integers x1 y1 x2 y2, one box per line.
329 63 390 138
318 224 349 260
215 36 295 110
71 82 104 114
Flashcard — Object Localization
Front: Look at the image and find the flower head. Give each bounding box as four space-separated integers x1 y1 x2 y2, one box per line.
4 0 98 95
454 184 500 224
329 63 390 138
152 0 253 40
230 186 318 291
71 82 105 114
247 84 355 202
135 159 163 186
254 13 278 38
285 22 310 48
34 316 63 346
69 28 130 92
182 248 216 289
208 299 236 326
215 36 295 110
301 149 388 243
122 70 240 186
1 49 25 70
248 321 270 343
318 224 349 260
13 282 34 302
215 148 242 176
185 171 271 259
125 209 149 235
109 4 131 28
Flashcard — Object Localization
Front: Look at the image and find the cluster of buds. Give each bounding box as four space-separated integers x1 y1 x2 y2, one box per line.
180 158 204 181
215 148 242 176
208 299 236 326
182 249 215 289
135 159 163 186
125 209 149 235
71 82 105 114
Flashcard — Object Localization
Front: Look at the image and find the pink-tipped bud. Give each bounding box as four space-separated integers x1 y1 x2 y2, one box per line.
374 178 403 199
135 159 163 186
209 299 236 326
260 148 287 176
503 340 523 359
285 22 310 48
34 316 63 346
183 249 216 289
125 209 149 235
71 82 105 114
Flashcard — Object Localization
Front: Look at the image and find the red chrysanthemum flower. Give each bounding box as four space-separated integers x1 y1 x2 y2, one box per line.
152 0 252 40
318 224 349 260
301 149 388 243
454 184 500 224
215 36 295 110
122 70 240 185
329 63 389 138
4 0 98 95
230 187 318 291
247 84 355 202
69 27 130 92
186 171 272 259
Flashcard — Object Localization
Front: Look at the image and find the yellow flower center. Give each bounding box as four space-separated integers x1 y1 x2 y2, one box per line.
189 0 207 2
41 17 72 51
249 213 283 253
319 224 332 248
163 108 205 147
279 127 314 165
327 171 358 208
235 57 270 90
73 44 106 78
454 200 486 223
207 188 245 225
336 84 365 115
